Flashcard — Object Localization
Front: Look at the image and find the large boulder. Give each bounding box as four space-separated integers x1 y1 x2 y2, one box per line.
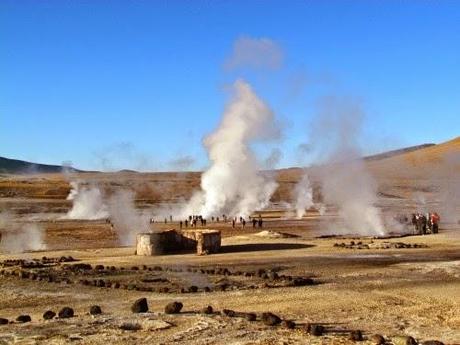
131 298 149 313
0 318 8 325
164 301 183 314
261 312 281 326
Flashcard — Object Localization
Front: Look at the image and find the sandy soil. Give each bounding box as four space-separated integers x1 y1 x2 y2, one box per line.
0 217 458 344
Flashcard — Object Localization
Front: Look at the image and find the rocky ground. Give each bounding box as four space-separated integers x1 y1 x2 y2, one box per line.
0 223 458 345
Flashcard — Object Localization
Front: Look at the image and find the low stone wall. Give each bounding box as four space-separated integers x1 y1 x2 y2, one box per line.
136 229 221 256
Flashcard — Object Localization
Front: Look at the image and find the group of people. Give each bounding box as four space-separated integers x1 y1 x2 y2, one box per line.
151 213 265 230
411 212 440 235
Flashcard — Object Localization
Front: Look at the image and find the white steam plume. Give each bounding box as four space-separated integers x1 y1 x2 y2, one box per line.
294 172 314 219
184 79 279 218
0 211 47 253
299 96 385 236
64 181 109 220
107 190 150 246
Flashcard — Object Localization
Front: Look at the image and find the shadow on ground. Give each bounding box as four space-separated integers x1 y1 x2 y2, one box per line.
220 243 314 253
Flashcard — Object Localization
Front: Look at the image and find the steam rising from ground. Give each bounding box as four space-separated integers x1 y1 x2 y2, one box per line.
184 80 279 218
294 172 314 219
65 181 109 220
296 97 385 236
64 181 148 245
107 190 150 246
0 211 46 253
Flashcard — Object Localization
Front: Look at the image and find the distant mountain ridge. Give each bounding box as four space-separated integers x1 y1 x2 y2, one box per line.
364 143 436 161
0 156 80 174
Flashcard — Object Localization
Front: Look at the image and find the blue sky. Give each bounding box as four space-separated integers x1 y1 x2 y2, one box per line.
1 1 459 171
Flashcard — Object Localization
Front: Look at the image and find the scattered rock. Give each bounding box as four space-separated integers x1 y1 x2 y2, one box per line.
0 318 8 325
58 307 74 319
261 312 281 326
165 301 183 314
244 313 257 321
201 306 213 314
308 324 324 336
370 334 385 345
188 285 198 293
43 310 56 320
16 315 31 323
131 298 149 313
222 309 236 317
89 305 102 315
350 330 363 341
120 322 142 331
282 320 296 329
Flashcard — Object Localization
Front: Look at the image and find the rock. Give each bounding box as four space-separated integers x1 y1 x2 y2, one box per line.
282 320 296 329
370 334 385 345
308 324 324 336
58 307 74 319
350 330 363 341
89 305 102 315
131 298 149 313
201 306 213 314
120 322 142 331
0 318 8 325
222 309 236 317
188 285 198 293
164 301 183 314
43 310 56 320
261 312 281 326
16 315 31 323
393 336 418 345
241 312 256 321
421 342 444 345
292 277 314 286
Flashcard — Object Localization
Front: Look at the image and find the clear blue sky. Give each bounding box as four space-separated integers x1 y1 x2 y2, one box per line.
1 1 459 171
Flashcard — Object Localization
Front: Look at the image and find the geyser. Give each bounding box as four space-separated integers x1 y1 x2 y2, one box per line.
184 79 278 218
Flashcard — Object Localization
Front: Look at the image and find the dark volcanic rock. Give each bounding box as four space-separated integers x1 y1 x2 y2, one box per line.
165 301 183 314
261 312 281 326
188 285 198 293
350 330 363 341
244 313 257 321
0 318 8 325
308 324 324 336
16 315 31 323
201 306 213 314
43 310 56 320
89 305 102 315
222 309 236 317
282 320 296 329
119 322 142 331
58 307 74 319
131 298 149 313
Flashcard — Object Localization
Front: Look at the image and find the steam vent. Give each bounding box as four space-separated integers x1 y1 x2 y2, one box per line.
136 229 221 256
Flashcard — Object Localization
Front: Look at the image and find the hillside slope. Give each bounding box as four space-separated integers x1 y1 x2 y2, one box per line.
0 156 79 174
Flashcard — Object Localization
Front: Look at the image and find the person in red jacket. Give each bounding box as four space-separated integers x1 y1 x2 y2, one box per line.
430 212 440 234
